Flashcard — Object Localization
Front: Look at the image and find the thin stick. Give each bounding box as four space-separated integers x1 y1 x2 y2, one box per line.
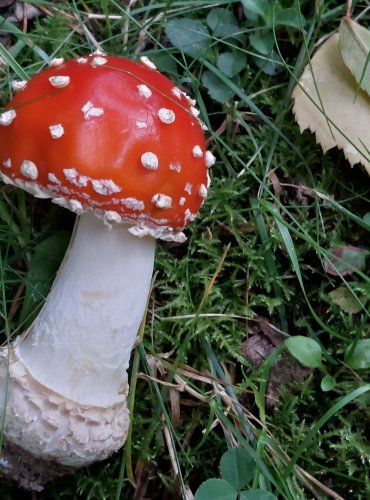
123 1 137 51
346 0 352 18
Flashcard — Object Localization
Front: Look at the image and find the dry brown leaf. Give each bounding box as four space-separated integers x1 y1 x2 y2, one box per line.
292 33 370 175
169 387 181 428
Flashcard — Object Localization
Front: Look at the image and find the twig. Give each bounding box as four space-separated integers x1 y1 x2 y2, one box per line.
162 415 179 477
346 0 352 19
123 1 137 51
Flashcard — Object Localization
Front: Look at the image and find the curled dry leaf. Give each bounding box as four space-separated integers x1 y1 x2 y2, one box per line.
133 459 157 500
292 33 370 175
242 319 311 410
324 245 369 276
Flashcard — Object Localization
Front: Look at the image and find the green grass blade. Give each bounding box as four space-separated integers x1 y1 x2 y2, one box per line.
0 41 28 81
283 384 370 479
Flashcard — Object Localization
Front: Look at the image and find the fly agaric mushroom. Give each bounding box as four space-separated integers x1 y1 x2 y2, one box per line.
0 53 215 490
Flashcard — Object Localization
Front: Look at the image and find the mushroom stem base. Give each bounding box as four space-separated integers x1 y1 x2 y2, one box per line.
0 441 73 492
0 344 129 489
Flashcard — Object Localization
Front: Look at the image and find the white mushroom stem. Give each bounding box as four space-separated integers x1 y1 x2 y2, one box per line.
17 211 155 405
0 212 155 475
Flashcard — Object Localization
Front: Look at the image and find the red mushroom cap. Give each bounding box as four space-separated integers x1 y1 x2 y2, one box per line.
0 53 215 241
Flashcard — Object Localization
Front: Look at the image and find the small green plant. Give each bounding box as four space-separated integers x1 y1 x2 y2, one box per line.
242 0 305 75
164 2 305 104
285 330 370 393
285 335 337 391
194 446 278 500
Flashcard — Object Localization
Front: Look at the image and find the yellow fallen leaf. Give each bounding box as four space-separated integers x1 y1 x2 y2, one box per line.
292 33 370 175
339 17 370 97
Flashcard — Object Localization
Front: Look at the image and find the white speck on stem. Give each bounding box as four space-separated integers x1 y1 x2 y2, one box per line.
49 124 64 139
141 152 158 170
137 84 152 98
0 109 16 126
21 160 38 180
158 108 175 124
152 193 172 209
49 76 70 88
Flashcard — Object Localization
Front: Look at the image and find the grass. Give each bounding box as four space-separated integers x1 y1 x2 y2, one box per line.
0 0 369 498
